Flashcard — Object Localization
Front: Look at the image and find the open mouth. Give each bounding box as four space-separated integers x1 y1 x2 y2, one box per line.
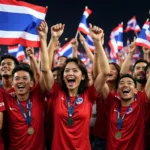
109 73 113 77
122 89 130 95
17 84 25 90
67 78 75 86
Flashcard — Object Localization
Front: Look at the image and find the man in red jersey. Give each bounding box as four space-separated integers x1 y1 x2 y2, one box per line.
95 73 150 150
0 54 19 150
1 21 53 150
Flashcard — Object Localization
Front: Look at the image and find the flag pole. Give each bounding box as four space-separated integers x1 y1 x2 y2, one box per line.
75 6 88 38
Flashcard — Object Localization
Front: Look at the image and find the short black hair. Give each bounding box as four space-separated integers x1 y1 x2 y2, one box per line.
0 54 19 66
12 63 34 80
145 63 150 73
132 59 148 72
59 57 89 94
58 56 67 60
118 74 137 88
51 66 61 72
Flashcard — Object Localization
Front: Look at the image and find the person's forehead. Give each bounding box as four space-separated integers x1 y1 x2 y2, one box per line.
65 62 79 68
120 77 133 82
59 57 66 61
1 58 14 63
135 62 147 67
14 71 29 76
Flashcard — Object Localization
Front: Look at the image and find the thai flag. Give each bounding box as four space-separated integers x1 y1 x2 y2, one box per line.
135 20 150 49
58 41 72 58
78 7 92 35
108 39 118 59
124 16 141 33
8 44 25 61
110 23 123 50
0 0 47 47
85 35 95 52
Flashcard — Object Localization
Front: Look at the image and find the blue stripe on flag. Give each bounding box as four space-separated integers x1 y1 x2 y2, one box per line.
80 16 88 28
0 12 42 34
62 48 72 57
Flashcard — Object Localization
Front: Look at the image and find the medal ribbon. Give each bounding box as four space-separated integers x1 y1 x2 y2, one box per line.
66 94 79 117
117 105 130 130
16 98 32 126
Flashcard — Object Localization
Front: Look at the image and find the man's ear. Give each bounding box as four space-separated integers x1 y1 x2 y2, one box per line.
30 81 34 88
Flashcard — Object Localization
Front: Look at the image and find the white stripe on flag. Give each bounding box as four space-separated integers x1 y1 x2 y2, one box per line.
0 31 40 41
0 4 46 20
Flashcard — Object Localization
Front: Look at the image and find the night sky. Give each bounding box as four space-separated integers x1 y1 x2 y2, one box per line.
0 0 149 55
27 0 150 45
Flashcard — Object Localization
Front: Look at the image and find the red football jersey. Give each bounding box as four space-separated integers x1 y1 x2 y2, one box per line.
105 91 149 150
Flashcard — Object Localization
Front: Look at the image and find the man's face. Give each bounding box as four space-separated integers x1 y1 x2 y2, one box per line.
13 71 33 95
133 62 147 84
0 58 15 77
57 57 67 67
118 77 136 101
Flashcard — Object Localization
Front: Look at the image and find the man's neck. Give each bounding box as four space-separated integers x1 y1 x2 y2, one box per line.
137 82 145 92
2 76 13 91
121 98 134 107
16 93 30 101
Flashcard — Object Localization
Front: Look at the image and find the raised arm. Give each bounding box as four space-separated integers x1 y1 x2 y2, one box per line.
79 32 94 63
71 38 78 58
120 41 136 75
145 68 150 101
26 47 40 85
143 47 150 62
89 24 110 93
37 21 54 92
47 24 65 69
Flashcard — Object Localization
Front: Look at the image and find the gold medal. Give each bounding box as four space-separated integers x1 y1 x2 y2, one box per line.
115 131 122 139
67 117 74 126
28 127 34 135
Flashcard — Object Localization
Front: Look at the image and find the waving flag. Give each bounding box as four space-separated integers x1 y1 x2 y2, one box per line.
0 0 47 47
108 23 123 58
85 35 95 52
58 41 72 58
135 20 150 49
110 23 123 50
8 44 25 61
146 26 150 41
125 16 141 33
78 7 92 35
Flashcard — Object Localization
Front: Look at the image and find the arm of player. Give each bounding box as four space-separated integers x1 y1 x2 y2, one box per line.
26 47 41 85
89 24 110 93
145 68 150 101
120 41 136 75
37 21 54 92
48 23 65 69
79 31 94 63
71 38 78 58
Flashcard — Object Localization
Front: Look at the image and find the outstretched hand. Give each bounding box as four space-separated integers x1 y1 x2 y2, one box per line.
89 23 104 44
37 21 48 39
51 23 65 40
